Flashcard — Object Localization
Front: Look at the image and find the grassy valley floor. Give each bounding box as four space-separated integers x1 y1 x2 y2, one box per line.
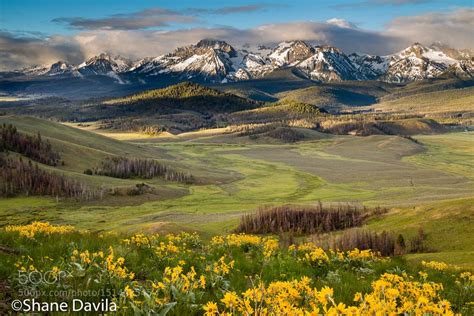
0 117 473 266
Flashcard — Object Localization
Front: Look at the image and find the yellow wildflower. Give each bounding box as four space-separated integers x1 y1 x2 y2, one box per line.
422 260 449 271
199 275 206 288
5 221 74 239
221 292 240 308
305 248 329 264
203 301 219 316
124 285 135 300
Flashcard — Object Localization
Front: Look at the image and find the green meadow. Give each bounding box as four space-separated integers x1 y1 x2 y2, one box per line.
0 115 473 266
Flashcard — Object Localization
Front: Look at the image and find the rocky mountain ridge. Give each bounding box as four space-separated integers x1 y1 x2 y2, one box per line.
12 40 474 84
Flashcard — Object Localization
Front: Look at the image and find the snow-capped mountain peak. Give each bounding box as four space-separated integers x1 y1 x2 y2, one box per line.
268 40 315 67
21 65 49 76
130 39 273 82
429 41 474 60
297 45 362 82
137 40 238 81
45 61 77 76
195 39 237 57
397 42 428 58
393 43 456 65
77 53 132 75
379 43 457 82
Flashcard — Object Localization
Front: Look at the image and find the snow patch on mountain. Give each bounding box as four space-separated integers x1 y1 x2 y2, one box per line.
349 53 389 79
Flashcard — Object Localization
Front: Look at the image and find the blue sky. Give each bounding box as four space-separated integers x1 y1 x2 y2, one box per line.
1 0 471 36
0 1 472 69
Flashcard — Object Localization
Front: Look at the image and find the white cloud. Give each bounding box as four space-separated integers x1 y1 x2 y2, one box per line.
385 8 474 50
65 21 399 61
326 18 356 28
1 8 472 70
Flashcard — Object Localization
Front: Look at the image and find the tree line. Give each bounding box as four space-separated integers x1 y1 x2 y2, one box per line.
99 119 166 136
313 229 396 256
0 156 97 200
235 204 366 235
0 124 61 166
86 156 194 184
104 82 259 114
311 228 430 257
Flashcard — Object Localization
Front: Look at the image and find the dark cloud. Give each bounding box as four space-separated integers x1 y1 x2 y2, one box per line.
240 21 403 55
333 0 429 9
51 4 279 31
52 8 198 30
186 4 280 15
214 4 273 14
375 0 429 3
0 31 84 70
0 29 48 39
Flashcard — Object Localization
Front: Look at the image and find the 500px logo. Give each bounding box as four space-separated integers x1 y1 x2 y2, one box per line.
17 269 70 285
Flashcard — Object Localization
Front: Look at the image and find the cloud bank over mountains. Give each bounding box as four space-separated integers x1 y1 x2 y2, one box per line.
1 7 473 70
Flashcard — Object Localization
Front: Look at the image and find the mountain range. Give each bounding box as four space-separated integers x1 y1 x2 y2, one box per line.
2 39 473 98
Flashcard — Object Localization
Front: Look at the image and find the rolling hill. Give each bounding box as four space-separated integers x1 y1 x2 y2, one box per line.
0 115 237 204
103 81 260 113
368 85 474 116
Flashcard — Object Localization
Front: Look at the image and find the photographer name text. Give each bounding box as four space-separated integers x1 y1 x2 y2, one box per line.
11 298 117 312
